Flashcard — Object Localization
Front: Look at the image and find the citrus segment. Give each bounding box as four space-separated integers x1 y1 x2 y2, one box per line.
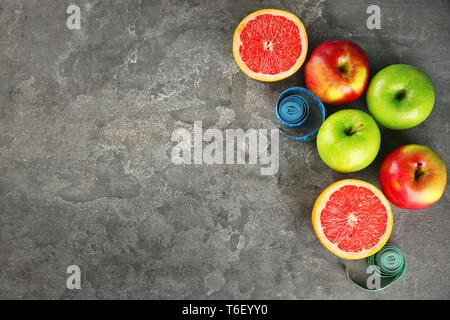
233 9 308 81
312 179 393 259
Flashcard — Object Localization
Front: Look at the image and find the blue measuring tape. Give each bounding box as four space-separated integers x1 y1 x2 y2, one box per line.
275 87 326 142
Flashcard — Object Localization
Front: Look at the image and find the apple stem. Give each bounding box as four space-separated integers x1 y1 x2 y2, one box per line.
414 163 423 180
338 64 348 74
395 90 406 101
346 124 364 136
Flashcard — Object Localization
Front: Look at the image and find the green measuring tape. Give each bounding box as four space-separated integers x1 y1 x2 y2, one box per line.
346 244 406 292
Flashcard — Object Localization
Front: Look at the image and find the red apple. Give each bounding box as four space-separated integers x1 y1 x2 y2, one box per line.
379 144 447 210
305 40 369 105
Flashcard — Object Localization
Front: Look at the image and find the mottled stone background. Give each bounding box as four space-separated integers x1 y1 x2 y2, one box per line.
0 0 449 299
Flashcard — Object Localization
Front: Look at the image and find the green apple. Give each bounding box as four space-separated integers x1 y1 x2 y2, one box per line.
367 64 435 130
317 109 381 173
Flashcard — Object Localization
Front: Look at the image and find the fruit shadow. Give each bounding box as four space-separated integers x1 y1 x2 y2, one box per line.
364 127 416 184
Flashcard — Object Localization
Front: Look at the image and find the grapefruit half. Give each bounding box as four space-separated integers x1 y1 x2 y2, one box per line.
312 179 393 260
233 9 308 82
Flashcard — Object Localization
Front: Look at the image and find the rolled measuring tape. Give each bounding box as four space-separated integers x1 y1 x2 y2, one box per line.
346 243 406 292
275 87 325 142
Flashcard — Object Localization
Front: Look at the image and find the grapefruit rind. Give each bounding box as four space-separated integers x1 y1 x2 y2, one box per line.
233 9 308 82
312 179 393 260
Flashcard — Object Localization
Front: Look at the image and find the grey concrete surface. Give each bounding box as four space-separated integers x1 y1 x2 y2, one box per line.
0 0 449 299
